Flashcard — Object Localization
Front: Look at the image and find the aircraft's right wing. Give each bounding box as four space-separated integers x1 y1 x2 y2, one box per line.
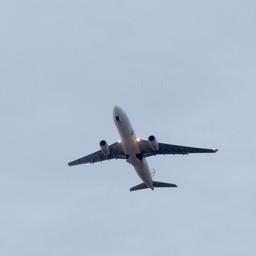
138 140 218 157
68 142 126 166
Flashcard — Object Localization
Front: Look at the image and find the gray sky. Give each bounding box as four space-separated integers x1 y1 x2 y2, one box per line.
1 0 256 255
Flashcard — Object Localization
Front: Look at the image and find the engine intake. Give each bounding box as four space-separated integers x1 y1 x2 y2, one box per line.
100 140 110 156
148 135 159 151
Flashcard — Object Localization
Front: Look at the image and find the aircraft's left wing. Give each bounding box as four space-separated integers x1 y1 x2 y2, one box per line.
138 140 218 157
68 142 125 166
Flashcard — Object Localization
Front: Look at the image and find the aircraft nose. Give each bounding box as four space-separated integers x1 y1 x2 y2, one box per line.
113 106 121 115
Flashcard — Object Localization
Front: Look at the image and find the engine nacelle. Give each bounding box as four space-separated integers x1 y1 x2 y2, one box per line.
148 135 159 151
100 140 110 156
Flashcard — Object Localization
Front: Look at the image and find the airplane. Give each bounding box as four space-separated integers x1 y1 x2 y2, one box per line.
68 106 218 192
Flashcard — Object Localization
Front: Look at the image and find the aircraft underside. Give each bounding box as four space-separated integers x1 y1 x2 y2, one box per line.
68 106 218 191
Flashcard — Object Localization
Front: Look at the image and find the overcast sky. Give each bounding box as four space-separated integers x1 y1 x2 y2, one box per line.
0 0 256 255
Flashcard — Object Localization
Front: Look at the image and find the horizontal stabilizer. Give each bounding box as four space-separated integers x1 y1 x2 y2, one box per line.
130 183 148 191
153 181 177 188
130 181 178 192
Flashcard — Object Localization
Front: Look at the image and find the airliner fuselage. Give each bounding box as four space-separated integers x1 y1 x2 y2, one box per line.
113 106 154 189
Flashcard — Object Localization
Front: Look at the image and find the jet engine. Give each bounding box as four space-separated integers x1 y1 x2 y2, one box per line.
100 140 110 156
148 135 159 151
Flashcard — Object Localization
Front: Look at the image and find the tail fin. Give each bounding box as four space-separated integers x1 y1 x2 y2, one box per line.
130 181 177 192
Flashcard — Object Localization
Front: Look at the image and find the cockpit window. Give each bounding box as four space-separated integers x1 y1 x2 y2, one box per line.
115 116 120 122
